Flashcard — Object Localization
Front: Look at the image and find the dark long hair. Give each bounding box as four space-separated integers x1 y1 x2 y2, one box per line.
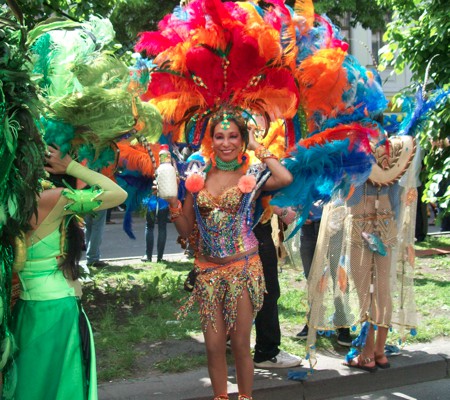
48 173 84 280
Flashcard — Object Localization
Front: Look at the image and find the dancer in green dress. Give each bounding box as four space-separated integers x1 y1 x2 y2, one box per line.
2 147 127 400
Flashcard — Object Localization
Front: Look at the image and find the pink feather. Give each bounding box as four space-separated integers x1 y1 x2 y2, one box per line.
135 32 176 55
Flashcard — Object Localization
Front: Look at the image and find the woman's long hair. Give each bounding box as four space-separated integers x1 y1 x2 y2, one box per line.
48 173 84 280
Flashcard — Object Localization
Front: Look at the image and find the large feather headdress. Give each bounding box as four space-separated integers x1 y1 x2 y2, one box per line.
135 0 300 148
29 16 163 167
0 8 46 238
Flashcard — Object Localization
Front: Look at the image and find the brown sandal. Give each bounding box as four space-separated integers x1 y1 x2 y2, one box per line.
375 353 390 369
344 354 377 373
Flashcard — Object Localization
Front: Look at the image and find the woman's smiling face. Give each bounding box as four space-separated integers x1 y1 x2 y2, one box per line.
212 121 243 162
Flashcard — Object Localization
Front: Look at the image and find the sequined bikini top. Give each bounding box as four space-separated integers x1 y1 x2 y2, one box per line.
194 186 258 258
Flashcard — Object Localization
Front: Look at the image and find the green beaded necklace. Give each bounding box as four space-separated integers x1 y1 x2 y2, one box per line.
215 156 243 171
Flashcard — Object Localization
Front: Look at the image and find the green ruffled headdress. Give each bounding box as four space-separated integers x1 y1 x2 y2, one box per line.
29 16 162 169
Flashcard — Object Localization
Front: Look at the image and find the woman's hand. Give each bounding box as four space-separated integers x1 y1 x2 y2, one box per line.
44 145 73 175
273 206 297 226
247 125 261 152
167 197 180 208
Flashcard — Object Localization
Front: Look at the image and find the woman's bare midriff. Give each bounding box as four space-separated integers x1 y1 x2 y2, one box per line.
198 246 259 265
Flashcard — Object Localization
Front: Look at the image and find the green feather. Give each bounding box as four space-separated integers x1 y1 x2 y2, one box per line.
72 53 129 89
27 18 81 47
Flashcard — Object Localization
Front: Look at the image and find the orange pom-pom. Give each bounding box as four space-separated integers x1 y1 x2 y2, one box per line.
185 173 205 193
238 175 256 193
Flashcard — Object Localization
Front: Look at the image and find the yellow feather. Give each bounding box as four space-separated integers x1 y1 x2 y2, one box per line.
294 0 315 29
262 120 287 158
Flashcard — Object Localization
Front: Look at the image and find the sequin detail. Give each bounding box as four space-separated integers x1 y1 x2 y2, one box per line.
178 253 265 333
194 186 258 258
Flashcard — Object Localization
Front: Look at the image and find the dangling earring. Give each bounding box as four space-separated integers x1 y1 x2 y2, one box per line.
237 144 246 164
211 150 217 167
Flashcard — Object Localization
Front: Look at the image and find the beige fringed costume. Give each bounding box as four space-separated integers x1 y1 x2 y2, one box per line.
305 135 419 367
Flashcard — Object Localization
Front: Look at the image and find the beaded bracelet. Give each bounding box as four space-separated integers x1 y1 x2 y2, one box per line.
169 200 183 222
254 145 277 161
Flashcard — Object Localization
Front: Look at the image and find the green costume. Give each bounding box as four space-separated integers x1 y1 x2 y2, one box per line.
2 161 127 400
8 229 97 400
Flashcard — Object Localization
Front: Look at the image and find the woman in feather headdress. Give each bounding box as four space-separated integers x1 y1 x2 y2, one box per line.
134 1 302 398
172 112 293 400
135 0 389 391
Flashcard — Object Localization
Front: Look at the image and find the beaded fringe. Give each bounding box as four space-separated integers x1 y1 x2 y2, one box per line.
178 254 265 333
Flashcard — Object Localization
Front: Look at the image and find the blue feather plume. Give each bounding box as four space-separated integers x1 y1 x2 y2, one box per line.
399 87 449 136
352 321 370 348
271 139 373 239
115 171 153 239
122 209 135 240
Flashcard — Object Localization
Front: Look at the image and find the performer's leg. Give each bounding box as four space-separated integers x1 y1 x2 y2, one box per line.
230 289 254 398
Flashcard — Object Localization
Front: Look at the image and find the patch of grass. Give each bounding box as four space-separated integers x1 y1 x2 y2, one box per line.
154 354 207 373
415 235 450 249
86 253 449 381
85 261 203 380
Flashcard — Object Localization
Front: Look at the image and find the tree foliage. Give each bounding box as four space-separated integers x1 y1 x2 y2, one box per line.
16 0 120 25
14 0 179 51
378 0 450 211
109 0 179 52
284 0 389 31
378 0 449 87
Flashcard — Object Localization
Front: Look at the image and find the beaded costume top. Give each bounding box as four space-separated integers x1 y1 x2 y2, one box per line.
194 186 258 258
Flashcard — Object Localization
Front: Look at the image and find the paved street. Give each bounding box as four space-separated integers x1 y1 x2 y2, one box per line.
329 378 450 400
81 211 185 263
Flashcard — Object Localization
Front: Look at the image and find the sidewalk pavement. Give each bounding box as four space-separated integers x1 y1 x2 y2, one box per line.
98 336 449 400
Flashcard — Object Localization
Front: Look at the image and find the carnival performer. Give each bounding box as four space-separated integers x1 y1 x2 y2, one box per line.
304 129 419 373
302 56 448 370
343 127 421 370
135 0 377 391
0 146 127 400
170 113 292 400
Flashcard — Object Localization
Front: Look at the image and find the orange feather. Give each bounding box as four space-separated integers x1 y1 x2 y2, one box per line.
298 48 349 116
117 142 159 177
337 265 348 293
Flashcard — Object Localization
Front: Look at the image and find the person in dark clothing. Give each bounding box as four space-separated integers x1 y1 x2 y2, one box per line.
252 219 302 368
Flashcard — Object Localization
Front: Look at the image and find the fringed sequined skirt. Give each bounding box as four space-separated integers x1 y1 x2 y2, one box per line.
179 253 265 333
